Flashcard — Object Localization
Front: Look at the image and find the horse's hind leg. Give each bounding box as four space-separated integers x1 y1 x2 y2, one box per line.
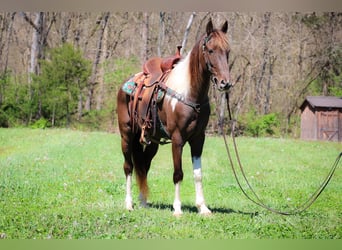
132 138 159 207
119 132 134 210
117 88 135 210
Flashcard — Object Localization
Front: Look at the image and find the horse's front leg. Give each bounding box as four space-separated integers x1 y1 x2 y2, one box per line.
192 156 211 215
171 135 184 216
190 136 212 215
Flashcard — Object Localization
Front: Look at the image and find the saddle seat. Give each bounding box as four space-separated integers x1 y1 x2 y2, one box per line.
142 45 182 86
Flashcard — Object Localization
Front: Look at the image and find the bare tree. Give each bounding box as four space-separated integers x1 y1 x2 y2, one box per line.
157 12 166 57
180 12 196 55
141 12 149 63
0 12 16 106
21 12 56 119
96 12 110 111
85 12 110 112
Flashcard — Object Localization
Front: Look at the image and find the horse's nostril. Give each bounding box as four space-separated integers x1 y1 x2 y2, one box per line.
219 80 232 91
212 77 218 85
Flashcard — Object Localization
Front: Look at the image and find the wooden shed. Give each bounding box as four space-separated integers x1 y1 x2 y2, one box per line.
300 96 342 142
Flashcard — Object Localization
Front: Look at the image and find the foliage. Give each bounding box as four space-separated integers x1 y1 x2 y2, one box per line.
239 109 280 137
0 72 31 127
0 128 340 239
76 56 140 131
32 43 91 127
103 56 140 86
329 85 342 96
30 118 49 129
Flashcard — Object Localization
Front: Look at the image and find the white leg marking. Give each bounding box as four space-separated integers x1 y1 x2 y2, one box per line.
173 182 183 216
192 156 211 215
125 174 133 210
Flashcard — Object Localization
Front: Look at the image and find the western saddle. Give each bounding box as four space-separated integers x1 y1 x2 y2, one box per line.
129 46 182 145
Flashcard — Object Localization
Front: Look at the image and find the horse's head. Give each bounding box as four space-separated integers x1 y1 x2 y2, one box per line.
202 19 232 92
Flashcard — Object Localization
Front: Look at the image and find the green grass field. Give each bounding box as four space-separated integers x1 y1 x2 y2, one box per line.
0 128 341 239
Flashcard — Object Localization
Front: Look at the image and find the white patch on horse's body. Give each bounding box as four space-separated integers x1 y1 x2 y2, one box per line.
192 156 212 215
164 52 191 112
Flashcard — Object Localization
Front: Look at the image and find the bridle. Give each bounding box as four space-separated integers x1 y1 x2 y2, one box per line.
202 35 215 74
202 34 232 92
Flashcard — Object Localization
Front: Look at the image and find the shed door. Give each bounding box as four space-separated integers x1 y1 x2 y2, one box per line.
318 110 339 141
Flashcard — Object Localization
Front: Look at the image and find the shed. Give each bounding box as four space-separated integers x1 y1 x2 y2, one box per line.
300 96 342 142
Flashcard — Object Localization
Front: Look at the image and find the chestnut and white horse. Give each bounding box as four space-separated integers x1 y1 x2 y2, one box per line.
117 19 231 215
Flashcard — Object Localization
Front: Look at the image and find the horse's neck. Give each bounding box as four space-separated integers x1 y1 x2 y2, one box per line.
166 45 210 104
188 46 211 103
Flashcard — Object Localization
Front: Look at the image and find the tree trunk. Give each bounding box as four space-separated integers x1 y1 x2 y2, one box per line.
0 12 16 106
28 12 43 78
23 12 55 120
60 12 71 43
157 12 165 57
85 12 110 112
24 12 44 121
96 12 110 110
141 12 149 63
255 12 271 114
264 56 276 114
181 12 196 55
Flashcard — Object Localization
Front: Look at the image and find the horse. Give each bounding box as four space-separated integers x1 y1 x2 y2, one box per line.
116 19 231 216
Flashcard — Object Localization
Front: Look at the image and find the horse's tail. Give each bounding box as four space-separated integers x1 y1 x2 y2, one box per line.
132 140 150 203
135 165 149 202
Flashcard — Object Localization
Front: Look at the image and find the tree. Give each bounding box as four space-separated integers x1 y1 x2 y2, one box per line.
180 12 196 54
0 12 16 107
141 12 149 63
85 12 110 111
33 43 91 126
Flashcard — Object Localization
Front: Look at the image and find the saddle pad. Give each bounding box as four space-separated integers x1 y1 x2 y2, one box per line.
122 79 165 102
122 79 136 96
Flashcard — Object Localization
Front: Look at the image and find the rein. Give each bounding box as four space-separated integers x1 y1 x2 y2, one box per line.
213 87 342 215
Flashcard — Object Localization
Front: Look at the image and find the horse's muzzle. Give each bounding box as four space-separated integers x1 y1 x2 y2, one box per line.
213 76 232 92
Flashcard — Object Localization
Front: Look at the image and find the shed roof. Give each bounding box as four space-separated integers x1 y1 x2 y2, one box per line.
300 96 342 110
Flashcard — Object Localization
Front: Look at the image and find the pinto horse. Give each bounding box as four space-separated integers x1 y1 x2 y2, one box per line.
117 19 231 216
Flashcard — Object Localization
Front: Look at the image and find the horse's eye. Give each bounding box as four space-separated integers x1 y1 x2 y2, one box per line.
208 49 214 54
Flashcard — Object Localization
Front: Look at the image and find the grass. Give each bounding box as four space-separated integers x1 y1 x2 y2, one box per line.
0 128 341 239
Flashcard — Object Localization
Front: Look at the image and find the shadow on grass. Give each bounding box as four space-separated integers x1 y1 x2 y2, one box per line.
149 202 259 217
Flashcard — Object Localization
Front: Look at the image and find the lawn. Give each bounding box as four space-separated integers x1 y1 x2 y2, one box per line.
0 128 341 239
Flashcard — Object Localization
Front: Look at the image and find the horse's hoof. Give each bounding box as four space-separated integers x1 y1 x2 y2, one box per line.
173 210 183 217
200 210 212 216
139 194 148 208
198 205 212 216
125 201 134 211
126 206 134 211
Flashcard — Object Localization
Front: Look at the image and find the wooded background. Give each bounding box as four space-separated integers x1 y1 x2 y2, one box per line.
0 12 341 137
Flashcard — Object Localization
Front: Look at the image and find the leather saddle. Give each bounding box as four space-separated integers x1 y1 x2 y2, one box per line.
130 46 182 145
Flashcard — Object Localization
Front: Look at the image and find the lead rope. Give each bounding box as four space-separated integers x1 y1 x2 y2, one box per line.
214 87 342 215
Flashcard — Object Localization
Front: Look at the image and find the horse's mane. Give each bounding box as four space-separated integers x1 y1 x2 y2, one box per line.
189 29 230 97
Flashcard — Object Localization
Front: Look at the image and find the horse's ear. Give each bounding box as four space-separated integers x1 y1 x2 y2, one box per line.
206 19 214 35
221 20 228 33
